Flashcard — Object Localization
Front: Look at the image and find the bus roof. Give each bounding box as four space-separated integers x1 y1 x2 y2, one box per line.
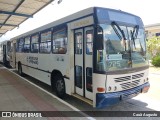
11 7 142 40
0 40 10 44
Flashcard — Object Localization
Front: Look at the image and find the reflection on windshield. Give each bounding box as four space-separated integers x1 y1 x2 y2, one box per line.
96 24 148 72
131 29 148 67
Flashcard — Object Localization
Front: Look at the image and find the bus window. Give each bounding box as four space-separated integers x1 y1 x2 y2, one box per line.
75 66 82 88
75 32 82 54
24 37 30 53
52 29 67 54
31 34 39 53
17 38 24 52
86 67 93 92
7 41 11 53
40 31 51 53
86 30 93 55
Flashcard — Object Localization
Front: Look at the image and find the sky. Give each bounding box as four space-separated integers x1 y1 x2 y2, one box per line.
0 0 159 41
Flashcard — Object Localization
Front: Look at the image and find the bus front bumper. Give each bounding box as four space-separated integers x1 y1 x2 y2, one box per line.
96 82 150 108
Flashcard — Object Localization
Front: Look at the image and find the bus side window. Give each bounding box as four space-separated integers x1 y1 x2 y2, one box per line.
52 29 67 54
86 30 93 55
31 34 39 53
40 30 51 53
17 38 24 52
86 67 93 92
24 37 30 53
75 32 82 54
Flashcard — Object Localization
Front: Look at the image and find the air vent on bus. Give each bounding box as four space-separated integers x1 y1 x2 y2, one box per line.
120 79 140 90
114 76 131 83
132 73 144 79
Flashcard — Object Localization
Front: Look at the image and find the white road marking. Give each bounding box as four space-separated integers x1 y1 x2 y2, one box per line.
0 67 6 69
4 67 95 120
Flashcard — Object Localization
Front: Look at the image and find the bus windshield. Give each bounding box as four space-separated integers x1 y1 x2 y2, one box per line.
96 23 148 72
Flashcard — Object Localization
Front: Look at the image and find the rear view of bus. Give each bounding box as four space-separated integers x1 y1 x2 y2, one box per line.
93 8 150 108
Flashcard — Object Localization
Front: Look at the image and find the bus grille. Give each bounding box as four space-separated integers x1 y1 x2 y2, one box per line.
120 79 140 90
114 73 144 90
132 73 144 79
114 76 131 82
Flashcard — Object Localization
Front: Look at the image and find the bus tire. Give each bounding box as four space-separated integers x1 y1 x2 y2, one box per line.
55 75 66 99
18 63 24 76
3 57 6 66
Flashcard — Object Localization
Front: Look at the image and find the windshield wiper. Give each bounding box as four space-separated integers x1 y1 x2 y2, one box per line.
111 21 127 40
111 21 122 40
111 21 127 51
131 25 139 49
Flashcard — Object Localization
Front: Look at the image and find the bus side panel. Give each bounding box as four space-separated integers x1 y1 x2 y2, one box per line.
67 24 75 95
38 53 71 94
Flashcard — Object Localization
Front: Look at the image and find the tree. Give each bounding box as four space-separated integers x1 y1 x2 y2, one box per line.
147 36 160 58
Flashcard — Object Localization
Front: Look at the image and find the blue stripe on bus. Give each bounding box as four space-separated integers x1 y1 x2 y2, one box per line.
96 82 150 108
18 63 70 79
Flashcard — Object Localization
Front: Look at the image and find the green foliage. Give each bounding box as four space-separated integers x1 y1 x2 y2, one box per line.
147 36 160 58
151 55 160 67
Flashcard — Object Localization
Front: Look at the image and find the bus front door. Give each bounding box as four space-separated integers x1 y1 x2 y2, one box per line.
74 27 93 100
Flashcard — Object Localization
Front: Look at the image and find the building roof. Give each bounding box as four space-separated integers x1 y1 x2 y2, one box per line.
0 0 54 37
145 23 160 29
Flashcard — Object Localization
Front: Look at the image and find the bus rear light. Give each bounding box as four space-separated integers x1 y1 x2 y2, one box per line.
97 87 105 92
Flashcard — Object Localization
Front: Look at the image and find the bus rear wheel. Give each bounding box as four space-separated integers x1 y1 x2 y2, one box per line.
54 75 66 98
18 63 24 76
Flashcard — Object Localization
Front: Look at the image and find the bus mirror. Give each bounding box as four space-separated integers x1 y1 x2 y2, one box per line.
96 26 104 50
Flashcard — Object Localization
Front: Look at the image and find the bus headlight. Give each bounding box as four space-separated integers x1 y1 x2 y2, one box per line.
146 77 149 81
114 86 117 91
108 86 111 91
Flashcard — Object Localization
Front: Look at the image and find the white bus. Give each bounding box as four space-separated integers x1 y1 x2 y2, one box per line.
9 7 150 108
0 40 11 66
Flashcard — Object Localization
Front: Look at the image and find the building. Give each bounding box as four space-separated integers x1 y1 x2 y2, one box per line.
145 23 160 39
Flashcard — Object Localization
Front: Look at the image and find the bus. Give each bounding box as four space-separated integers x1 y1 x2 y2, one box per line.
9 7 150 108
0 40 11 67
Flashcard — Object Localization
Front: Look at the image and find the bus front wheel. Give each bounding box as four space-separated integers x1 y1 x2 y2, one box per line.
55 75 66 99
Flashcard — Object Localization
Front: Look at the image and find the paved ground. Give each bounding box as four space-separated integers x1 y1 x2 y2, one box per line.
149 66 160 74
0 66 88 120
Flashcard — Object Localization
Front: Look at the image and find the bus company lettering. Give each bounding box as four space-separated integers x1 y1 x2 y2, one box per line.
27 56 38 65
74 20 90 28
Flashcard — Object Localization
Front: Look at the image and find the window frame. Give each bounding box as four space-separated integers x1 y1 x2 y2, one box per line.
17 38 24 53
30 33 39 53
23 36 31 53
75 32 83 55
40 29 52 54
86 30 93 55
52 28 67 54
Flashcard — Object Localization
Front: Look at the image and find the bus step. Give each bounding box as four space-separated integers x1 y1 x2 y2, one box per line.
71 93 93 106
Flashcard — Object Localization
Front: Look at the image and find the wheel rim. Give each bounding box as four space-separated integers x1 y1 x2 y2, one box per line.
56 80 64 93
